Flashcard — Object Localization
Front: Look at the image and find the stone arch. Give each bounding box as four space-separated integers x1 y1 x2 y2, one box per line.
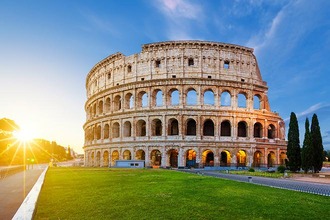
280 152 286 165
186 118 196 135
237 93 247 108
103 151 109 167
98 100 103 114
203 119 214 136
151 119 162 136
220 91 231 106
238 121 247 137
203 89 215 105
186 88 197 105
138 91 148 108
123 150 132 160
136 119 146 136
267 151 276 167
186 149 196 168
236 150 246 167
112 122 120 138
123 121 132 137
90 151 95 166
105 97 111 112
111 150 119 166
124 92 134 109
150 149 162 166
254 122 263 138
220 150 231 166
253 151 263 167
96 151 101 167
169 88 180 105
168 149 178 168
135 149 145 160
168 118 179 135
267 124 276 139
96 125 101 140
202 149 214 167
93 102 97 116
253 95 261 110
220 120 231 136
104 124 110 139
113 95 121 111
153 89 163 107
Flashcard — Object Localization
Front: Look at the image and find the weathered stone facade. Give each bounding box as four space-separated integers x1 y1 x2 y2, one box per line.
83 40 287 168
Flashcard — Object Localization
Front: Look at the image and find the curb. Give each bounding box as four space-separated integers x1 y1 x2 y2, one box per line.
12 166 48 220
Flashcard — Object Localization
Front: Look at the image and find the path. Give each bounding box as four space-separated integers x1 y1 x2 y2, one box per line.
181 170 330 196
0 165 45 220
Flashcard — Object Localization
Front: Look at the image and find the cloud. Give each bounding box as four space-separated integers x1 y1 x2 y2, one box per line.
153 0 204 39
284 103 330 122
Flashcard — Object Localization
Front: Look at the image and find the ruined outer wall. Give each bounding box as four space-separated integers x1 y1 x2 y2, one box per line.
83 40 287 168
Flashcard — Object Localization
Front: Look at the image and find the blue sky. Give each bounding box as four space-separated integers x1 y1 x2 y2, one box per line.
0 0 329 153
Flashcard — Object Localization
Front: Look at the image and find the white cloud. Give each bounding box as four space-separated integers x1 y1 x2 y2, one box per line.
284 103 330 122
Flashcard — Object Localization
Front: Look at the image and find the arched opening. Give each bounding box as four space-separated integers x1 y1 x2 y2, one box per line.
125 93 134 109
224 60 230 69
253 151 262 167
90 152 94 166
123 121 132 137
114 95 121 111
202 150 214 167
112 122 120 138
93 103 97 116
150 150 161 166
186 119 196 136
220 120 231 136
267 151 276 167
135 150 145 160
104 124 109 139
238 93 247 108
236 150 246 167
204 90 214 105
98 100 103 114
238 121 247 137
123 150 132 160
96 125 101 140
220 150 231 166
203 119 214 136
136 120 146 137
138 91 148 108
254 122 263 138
168 118 179 135
186 149 196 168
96 151 101 167
151 119 162 136
221 91 231 106
168 149 178 168
155 90 163 106
103 151 109 167
187 89 197 105
105 97 111 112
280 152 286 165
253 95 261 110
111 150 119 166
268 124 276 139
170 89 179 105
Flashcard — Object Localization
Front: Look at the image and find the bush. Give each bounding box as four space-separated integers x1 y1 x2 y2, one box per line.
277 165 286 173
248 168 255 172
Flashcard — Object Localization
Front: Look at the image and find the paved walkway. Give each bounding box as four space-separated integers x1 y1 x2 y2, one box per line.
181 170 330 196
0 166 45 220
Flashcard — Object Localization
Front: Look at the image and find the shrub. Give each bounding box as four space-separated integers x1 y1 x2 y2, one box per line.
277 165 286 173
248 168 255 172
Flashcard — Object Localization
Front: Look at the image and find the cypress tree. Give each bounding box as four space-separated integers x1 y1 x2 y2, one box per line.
286 112 301 172
310 114 324 173
301 118 313 173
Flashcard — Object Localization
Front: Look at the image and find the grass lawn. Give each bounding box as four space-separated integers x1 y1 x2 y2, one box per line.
223 170 289 178
34 168 329 220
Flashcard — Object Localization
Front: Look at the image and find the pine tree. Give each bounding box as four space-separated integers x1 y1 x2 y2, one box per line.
301 118 313 173
286 112 301 172
311 114 324 173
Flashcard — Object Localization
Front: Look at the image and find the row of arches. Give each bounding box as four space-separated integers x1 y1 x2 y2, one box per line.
87 87 265 119
86 148 286 168
85 118 279 141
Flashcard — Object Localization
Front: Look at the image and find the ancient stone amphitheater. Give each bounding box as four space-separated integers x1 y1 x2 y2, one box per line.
83 40 287 168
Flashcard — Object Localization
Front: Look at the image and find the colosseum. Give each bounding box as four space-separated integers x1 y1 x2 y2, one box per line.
83 40 287 169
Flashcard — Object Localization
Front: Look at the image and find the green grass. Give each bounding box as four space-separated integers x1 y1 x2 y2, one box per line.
223 170 290 178
34 168 329 220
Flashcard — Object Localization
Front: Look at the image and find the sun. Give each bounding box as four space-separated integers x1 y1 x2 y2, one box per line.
13 127 35 142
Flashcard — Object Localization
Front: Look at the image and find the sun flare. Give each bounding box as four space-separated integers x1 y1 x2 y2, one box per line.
13 127 35 142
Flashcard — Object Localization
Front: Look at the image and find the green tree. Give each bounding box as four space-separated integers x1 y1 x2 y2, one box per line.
301 118 313 173
286 112 301 172
310 114 324 173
